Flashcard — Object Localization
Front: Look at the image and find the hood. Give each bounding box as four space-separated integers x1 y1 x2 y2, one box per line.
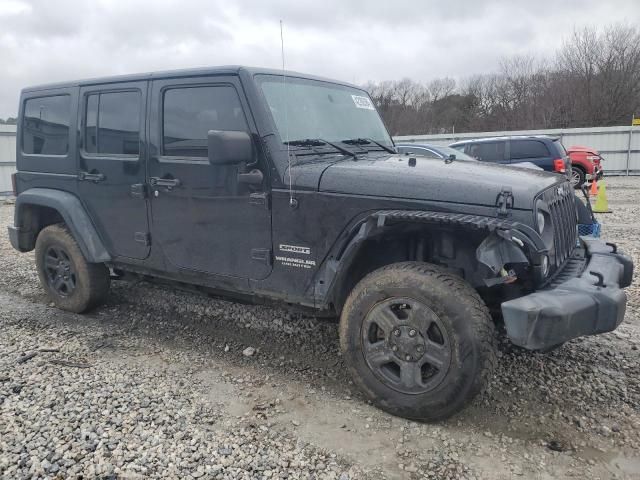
314 154 563 210
568 145 599 155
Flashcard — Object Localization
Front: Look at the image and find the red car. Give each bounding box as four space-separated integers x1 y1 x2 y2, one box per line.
567 145 604 188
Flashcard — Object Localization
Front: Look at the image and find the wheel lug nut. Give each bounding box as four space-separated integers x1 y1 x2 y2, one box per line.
391 345 398 352
393 329 401 337
416 345 424 353
405 355 412 361
409 329 416 337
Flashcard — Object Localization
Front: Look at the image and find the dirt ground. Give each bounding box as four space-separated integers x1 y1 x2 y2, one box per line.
1 177 639 479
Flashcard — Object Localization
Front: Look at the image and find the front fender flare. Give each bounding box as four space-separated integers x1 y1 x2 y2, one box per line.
11 188 111 263
311 209 546 310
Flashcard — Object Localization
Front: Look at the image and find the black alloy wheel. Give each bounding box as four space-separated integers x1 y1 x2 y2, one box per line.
43 245 77 296
362 297 452 395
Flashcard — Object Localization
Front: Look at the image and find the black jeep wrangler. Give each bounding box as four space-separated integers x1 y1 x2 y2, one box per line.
9 67 633 421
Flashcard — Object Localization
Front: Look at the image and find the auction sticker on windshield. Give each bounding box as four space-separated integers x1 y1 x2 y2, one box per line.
352 95 375 110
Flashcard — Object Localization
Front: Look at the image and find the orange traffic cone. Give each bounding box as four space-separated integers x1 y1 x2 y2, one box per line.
592 182 612 213
589 178 598 196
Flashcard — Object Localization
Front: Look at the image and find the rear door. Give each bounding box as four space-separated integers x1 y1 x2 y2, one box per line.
77 82 150 259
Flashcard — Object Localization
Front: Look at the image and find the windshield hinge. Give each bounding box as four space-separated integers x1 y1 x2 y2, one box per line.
495 187 514 217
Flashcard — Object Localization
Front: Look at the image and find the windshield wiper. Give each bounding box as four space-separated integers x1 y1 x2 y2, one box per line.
341 138 396 154
284 139 358 159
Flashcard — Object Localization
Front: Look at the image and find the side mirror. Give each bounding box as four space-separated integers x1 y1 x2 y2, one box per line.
207 130 252 165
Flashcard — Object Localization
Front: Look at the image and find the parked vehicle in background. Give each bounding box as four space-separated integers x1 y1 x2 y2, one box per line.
8 66 633 422
567 145 605 188
396 143 547 171
395 143 477 161
450 136 571 181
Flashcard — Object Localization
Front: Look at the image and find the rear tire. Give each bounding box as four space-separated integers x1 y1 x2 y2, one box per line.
35 224 110 313
339 262 497 421
571 166 586 188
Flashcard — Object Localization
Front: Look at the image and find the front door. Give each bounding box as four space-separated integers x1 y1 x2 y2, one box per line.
77 82 150 259
147 76 272 280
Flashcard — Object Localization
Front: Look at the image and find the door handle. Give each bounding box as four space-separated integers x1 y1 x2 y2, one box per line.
238 169 263 185
78 171 105 183
150 177 181 188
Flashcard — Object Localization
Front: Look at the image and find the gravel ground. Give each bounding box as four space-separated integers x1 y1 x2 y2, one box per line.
1 177 639 479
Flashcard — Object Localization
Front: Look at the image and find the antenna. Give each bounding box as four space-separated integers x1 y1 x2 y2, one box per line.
280 20 296 208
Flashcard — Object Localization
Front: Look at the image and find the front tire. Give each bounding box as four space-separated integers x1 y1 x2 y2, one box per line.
339 262 497 421
35 224 110 313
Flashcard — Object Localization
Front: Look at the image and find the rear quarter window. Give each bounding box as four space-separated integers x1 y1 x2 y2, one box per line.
553 140 567 157
22 95 71 155
510 140 550 159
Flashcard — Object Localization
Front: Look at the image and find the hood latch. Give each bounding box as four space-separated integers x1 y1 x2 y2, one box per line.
495 187 514 217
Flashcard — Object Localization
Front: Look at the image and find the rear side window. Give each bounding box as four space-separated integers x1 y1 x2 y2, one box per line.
553 139 567 157
84 91 141 155
22 95 71 155
162 85 248 158
510 140 550 159
468 142 505 162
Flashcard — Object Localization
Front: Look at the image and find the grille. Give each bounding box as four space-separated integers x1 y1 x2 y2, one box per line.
539 182 578 269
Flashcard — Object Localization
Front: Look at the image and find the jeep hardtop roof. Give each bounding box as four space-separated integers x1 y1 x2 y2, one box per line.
22 66 358 93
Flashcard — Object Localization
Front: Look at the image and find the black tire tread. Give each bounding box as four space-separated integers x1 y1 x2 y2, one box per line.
339 261 497 421
35 224 110 313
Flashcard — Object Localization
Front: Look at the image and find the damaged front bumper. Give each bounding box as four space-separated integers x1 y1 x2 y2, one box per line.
501 238 634 350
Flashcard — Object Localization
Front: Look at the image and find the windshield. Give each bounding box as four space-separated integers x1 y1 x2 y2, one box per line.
437 146 476 161
257 75 393 148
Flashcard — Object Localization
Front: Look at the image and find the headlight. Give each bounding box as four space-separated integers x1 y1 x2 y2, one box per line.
536 211 545 233
534 200 554 249
541 255 549 277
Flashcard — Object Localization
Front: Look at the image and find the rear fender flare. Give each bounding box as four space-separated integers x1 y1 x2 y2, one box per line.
13 188 111 263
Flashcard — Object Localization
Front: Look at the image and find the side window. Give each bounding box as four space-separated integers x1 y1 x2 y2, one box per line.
468 142 505 162
83 91 141 155
22 95 71 155
396 146 440 158
511 140 550 160
162 85 248 158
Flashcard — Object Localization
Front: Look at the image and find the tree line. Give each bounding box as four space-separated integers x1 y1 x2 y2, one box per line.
363 24 640 136
2 25 638 134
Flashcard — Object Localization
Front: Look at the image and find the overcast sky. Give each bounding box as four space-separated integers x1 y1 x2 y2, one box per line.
1 0 639 118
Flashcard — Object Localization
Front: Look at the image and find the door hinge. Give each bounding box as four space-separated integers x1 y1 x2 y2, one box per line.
134 232 151 246
131 183 148 199
251 248 272 265
249 192 270 209
495 187 514 217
